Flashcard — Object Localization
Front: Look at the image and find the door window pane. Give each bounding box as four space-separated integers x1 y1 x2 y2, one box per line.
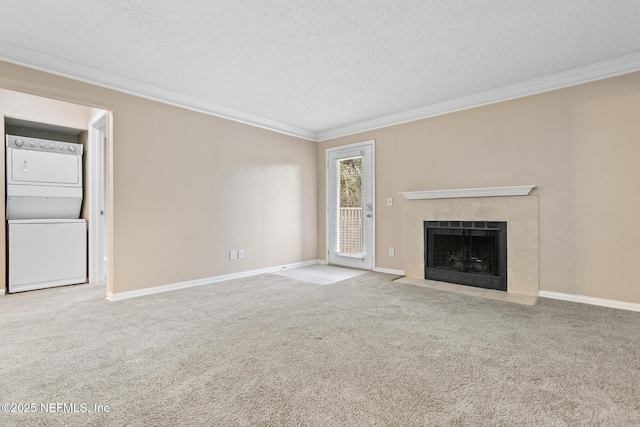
336 157 362 255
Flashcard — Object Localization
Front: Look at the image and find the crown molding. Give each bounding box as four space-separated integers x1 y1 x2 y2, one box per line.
0 42 318 141
3 41 640 144
317 52 640 141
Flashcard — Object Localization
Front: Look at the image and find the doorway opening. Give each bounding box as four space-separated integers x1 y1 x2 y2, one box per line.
0 87 110 293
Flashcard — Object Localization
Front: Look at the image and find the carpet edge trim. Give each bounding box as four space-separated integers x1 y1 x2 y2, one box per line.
373 267 405 275
539 290 640 312
106 259 322 301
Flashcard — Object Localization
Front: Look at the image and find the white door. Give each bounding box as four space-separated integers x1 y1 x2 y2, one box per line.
327 141 374 270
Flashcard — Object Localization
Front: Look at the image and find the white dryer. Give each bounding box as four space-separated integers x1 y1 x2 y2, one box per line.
5 135 87 293
6 135 83 220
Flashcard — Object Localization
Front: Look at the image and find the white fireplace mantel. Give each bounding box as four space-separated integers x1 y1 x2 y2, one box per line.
399 185 535 200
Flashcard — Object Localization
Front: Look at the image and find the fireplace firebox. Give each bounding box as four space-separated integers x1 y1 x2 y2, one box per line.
424 221 507 291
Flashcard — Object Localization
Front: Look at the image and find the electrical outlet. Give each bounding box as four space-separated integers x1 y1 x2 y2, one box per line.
387 197 393 206
389 247 395 256
238 249 244 259
229 250 237 260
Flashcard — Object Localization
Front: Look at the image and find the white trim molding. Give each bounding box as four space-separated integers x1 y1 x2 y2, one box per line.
539 291 640 313
374 267 405 276
317 51 640 141
106 260 322 301
0 42 317 142
400 186 535 200
88 111 108 285
2 42 640 144
0 288 5 296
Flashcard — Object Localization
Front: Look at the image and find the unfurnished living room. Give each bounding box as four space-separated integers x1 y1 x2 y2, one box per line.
1 2 639 426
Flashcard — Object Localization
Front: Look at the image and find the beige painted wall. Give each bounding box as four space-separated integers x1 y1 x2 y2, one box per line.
0 61 318 295
4 58 639 305
318 71 640 305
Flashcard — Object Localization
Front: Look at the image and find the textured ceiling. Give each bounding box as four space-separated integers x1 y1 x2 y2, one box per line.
1 1 640 140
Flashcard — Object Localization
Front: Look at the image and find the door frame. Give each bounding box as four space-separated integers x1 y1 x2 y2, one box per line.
325 140 375 270
88 111 108 284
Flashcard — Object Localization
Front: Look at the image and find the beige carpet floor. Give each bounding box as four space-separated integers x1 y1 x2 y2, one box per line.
0 271 638 426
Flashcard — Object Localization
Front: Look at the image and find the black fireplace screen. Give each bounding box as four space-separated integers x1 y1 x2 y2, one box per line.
424 221 507 291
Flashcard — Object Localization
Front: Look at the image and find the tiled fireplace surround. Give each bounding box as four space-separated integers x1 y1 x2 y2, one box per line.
403 194 539 296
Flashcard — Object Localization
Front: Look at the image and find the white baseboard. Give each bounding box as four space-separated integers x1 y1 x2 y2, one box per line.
0 288 5 296
107 259 323 301
538 290 640 312
374 267 405 276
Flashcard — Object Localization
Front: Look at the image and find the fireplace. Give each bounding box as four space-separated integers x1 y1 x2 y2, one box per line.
424 221 507 291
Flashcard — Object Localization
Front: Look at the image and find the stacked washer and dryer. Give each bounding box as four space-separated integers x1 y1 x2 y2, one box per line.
6 135 87 293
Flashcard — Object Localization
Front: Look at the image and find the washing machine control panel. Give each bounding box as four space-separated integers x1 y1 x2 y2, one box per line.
6 135 83 155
